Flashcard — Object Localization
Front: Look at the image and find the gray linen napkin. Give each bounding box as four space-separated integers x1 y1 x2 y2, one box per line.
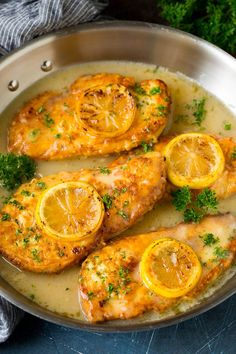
0 0 108 342
0 0 108 54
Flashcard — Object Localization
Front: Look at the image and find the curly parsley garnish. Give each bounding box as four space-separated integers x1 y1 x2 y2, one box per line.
172 186 218 223
0 153 36 192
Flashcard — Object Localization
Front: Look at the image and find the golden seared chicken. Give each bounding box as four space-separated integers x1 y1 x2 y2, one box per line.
0 151 166 273
155 136 236 200
8 73 171 160
79 214 236 322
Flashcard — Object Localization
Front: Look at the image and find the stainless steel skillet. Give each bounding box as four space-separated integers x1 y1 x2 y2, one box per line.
0 21 235 332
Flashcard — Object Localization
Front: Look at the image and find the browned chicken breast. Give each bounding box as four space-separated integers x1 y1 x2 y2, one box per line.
8 73 171 160
79 214 236 322
0 151 166 273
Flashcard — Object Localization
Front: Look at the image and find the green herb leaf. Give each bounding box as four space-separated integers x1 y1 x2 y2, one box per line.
223 121 232 131
200 233 219 246
150 87 161 95
195 188 218 210
172 186 191 211
1 213 10 221
133 83 146 95
141 141 153 153
184 208 203 223
0 153 36 191
31 248 41 262
231 147 236 160
37 181 46 189
213 246 229 260
102 194 113 209
43 113 54 128
158 1 236 55
98 166 111 175
117 210 129 220
192 98 206 126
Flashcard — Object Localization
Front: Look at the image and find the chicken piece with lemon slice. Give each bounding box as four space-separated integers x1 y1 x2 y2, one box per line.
0 150 166 273
79 213 236 322
8 73 171 160
154 133 236 200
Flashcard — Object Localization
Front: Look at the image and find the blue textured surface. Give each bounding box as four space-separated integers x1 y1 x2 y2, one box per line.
1 294 236 354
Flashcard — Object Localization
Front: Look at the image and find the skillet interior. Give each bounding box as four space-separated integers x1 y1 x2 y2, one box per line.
0 21 236 331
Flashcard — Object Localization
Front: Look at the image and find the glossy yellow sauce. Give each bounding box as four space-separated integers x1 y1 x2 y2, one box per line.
0 61 235 322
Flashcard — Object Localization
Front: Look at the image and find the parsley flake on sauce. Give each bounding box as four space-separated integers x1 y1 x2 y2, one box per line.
98 166 111 175
200 233 219 246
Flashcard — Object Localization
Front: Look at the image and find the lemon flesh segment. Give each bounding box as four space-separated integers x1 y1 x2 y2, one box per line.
140 238 202 298
77 83 136 138
163 133 225 189
36 181 105 241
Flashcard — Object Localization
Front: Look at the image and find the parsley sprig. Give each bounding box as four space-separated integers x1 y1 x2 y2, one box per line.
172 186 218 223
158 1 236 55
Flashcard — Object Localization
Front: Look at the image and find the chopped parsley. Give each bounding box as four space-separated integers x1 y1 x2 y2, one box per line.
107 283 114 295
184 208 203 223
6 199 24 210
0 153 36 191
54 133 61 139
223 121 232 130
31 249 41 262
22 238 30 248
102 194 113 209
172 186 191 211
150 87 161 95
37 106 46 113
172 186 218 223
231 147 236 160
133 84 146 95
123 200 129 208
200 233 219 246
117 210 128 220
98 166 111 175
195 188 218 211
1 213 10 221
141 141 153 153
43 113 54 128
213 246 229 260
58 249 65 257
15 228 22 236
87 291 95 300
192 98 206 126
21 190 32 197
37 181 46 189
29 129 40 141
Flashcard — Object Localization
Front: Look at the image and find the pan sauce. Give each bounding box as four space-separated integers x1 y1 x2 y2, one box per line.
0 61 235 321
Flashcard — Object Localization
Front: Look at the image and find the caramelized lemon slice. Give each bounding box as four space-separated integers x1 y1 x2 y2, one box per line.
140 238 202 298
36 182 104 241
77 83 136 138
163 133 225 189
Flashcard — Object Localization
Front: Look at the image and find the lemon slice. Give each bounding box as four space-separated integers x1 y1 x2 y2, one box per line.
77 83 136 138
140 238 202 298
36 181 104 241
163 133 225 189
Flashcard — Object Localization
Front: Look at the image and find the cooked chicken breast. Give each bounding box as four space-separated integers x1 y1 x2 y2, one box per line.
0 151 166 273
79 214 236 322
154 136 236 200
8 73 170 160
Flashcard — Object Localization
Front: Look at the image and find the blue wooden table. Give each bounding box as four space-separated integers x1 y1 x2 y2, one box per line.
1 294 236 354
